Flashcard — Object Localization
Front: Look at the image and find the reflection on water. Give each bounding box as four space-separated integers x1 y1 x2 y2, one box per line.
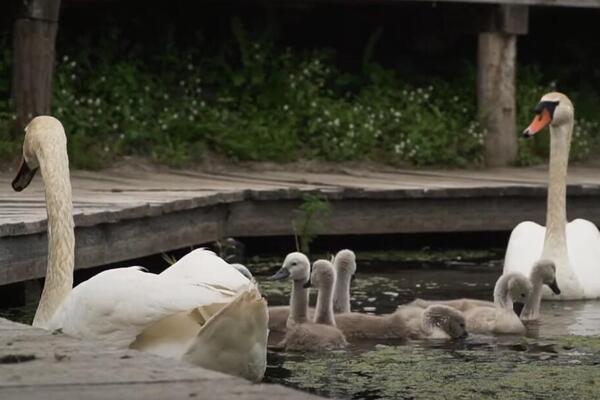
538 300 600 337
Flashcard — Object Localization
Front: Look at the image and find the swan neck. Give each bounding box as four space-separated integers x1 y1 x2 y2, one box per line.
541 122 571 259
314 281 336 326
521 277 544 320
333 272 351 314
493 275 511 309
32 143 74 328
289 280 309 325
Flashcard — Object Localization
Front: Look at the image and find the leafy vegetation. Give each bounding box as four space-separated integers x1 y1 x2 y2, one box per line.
292 194 332 255
0 19 598 169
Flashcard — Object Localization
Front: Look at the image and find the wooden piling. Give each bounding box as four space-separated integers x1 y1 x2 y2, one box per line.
11 0 62 136
477 5 528 167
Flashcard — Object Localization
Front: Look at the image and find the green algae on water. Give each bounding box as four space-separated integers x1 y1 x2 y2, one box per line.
276 338 600 400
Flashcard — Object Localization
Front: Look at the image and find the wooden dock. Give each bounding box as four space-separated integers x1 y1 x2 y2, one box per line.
0 317 319 400
1 163 600 285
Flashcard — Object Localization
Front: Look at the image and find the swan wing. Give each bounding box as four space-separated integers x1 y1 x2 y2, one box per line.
184 285 269 381
567 219 600 298
161 248 249 293
49 266 234 348
503 221 545 277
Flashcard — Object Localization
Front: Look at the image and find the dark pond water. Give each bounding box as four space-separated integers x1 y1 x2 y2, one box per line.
253 249 600 400
2 248 600 399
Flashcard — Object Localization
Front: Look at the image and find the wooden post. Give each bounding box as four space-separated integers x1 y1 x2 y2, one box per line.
11 0 62 136
477 5 528 167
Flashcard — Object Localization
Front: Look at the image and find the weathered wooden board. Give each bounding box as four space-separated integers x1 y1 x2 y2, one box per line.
1 165 600 285
0 318 320 400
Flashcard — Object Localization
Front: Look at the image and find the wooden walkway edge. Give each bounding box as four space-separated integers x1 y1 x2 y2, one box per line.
1 164 600 285
0 317 320 400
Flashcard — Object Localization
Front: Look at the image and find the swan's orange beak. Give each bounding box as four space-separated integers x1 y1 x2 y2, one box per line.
523 108 552 138
12 159 38 192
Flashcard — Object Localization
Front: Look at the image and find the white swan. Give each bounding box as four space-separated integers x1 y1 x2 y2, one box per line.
503 92 600 299
11 116 268 381
271 256 347 351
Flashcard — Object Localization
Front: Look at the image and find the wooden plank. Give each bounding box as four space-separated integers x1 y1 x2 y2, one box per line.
1 166 600 285
0 204 230 285
0 318 320 400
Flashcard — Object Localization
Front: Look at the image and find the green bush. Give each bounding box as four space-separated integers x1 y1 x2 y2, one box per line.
0 21 598 169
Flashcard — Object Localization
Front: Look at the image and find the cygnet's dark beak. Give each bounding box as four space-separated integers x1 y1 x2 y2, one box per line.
547 279 561 295
269 267 290 281
458 330 469 339
303 280 312 289
513 301 525 317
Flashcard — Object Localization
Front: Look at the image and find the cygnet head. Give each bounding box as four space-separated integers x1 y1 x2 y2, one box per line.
531 259 560 295
333 249 356 280
270 252 310 284
423 305 467 339
308 260 336 290
503 273 533 316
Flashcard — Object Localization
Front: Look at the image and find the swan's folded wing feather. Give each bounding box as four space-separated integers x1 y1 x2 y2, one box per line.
160 248 249 292
567 219 600 298
503 221 545 276
49 266 234 348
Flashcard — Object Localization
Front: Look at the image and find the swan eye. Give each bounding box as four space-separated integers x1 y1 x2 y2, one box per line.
521 293 526 298
460 323 465 328
291 261 297 266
